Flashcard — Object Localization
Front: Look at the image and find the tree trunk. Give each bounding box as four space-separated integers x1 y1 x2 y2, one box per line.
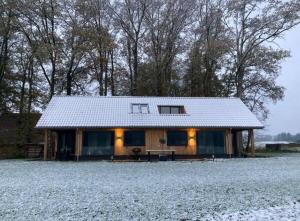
50 67 55 99
110 49 115 96
132 40 138 95
99 51 104 96
66 54 74 96
66 71 72 95
0 35 9 84
104 51 108 96
19 69 27 114
127 38 134 95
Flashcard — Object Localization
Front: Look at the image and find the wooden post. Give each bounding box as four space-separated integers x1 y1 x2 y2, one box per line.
225 130 229 154
236 131 243 157
79 129 83 157
53 132 58 160
224 129 233 158
75 129 83 161
250 129 255 156
43 129 48 160
227 129 233 157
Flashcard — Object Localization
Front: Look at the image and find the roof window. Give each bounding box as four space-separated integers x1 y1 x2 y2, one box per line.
131 104 149 114
158 106 186 114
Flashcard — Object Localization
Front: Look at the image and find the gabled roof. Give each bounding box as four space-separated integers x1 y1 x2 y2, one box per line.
35 96 264 129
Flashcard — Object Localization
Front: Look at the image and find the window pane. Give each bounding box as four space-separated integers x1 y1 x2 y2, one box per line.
82 131 114 156
170 107 180 114
132 104 140 113
197 131 225 155
213 132 225 154
167 131 187 146
124 131 145 146
140 104 149 114
160 106 170 114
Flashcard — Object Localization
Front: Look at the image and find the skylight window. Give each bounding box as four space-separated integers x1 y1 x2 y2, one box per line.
158 106 186 114
131 104 149 114
132 104 140 113
140 104 149 114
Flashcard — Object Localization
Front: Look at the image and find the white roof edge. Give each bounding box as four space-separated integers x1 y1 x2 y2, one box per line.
51 95 240 99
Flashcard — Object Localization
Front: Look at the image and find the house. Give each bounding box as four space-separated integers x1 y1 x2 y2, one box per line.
35 96 263 160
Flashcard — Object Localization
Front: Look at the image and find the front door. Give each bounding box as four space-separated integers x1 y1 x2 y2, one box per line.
82 131 114 156
57 130 76 160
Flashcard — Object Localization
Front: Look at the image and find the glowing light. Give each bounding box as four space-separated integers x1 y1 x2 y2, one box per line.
115 128 124 155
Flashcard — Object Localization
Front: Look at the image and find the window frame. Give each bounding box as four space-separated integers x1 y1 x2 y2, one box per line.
167 130 188 146
131 103 149 114
124 130 146 146
140 104 149 114
158 106 186 114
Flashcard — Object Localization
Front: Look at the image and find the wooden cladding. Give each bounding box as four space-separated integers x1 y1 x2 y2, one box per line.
43 129 48 160
45 127 243 160
75 129 83 161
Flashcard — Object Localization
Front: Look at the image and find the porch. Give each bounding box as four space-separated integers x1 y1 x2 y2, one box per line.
42 128 256 161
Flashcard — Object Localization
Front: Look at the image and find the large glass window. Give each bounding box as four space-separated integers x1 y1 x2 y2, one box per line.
197 131 225 155
124 131 145 146
158 106 185 114
82 131 114 156
167 131 187 146
57 130 75 160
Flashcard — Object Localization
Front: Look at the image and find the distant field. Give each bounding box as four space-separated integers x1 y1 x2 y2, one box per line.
0 154 300 220
256 141 300 152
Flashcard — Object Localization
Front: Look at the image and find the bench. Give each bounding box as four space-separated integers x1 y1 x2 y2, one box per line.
146 149 176 161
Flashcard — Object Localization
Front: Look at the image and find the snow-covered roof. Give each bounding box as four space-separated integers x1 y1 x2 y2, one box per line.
35 96 263 129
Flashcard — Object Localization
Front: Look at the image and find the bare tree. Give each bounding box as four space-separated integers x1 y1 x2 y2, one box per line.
222 0 300 151
184 0 229 97
111 0 149 95
144 0 194 96
224 0 300 102
58 0 91 95
19 0 62 99
76 0 115 96
0 0 300 130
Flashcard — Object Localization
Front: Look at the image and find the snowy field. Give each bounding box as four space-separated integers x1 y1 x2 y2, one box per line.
0 155 300 221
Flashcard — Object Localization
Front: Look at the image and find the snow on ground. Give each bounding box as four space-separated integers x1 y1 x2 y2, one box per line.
0 154 300 221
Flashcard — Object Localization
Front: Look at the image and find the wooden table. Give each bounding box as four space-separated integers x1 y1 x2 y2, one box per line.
146 149 176 161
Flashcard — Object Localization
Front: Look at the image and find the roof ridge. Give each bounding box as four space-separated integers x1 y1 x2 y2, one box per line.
52 95 239 99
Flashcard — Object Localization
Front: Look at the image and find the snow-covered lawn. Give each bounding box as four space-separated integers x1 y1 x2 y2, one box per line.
0 155 300 221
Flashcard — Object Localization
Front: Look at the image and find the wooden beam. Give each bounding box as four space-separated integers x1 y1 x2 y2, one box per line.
236 131 243 157
54 132 58 160
224 129 233 157
75 129 79 161
43 129 48 160
225 130 229 154
75 129 83 161
79 129 83 157
250 129 255 156
228 129 233 157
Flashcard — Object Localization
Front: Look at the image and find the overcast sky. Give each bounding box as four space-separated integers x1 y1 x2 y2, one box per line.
264 25 300 135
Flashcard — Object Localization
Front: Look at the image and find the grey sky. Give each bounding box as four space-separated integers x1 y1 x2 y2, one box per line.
265 25 300 135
